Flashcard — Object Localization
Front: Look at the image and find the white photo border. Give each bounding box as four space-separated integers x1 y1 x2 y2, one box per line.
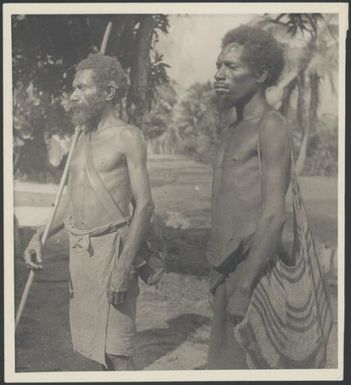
3 2 348 382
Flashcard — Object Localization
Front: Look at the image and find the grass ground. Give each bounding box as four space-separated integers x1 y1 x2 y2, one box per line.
14 155 338 371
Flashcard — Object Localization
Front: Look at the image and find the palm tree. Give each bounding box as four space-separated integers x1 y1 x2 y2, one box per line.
254 13 338 175
174 82 235 160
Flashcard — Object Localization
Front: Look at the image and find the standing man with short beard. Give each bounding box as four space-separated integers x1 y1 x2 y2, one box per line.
207 26 291 369
23 54 155 370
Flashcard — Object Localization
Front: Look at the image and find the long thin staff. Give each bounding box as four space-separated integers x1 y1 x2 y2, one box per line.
15 21 113 330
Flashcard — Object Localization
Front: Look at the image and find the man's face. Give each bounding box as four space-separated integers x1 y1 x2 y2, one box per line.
214 43 259 106
70 69 106 126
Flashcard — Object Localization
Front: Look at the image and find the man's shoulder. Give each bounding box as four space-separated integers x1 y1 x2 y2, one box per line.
118 122 144 142
115 123 146 160
258 110 290 158
259 110 289 142
109 121 144 149
261 109 288 128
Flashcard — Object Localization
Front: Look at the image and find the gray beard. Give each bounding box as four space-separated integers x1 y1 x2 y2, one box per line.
70 99 106 127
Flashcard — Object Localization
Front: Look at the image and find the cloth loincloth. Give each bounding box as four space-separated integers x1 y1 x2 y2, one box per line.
65 215 138 367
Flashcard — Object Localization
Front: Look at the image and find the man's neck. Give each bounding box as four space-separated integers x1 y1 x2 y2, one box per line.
86 103 123 133
98 103 123 131
235 90 270 122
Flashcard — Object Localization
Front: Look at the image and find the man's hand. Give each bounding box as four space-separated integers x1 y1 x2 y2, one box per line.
23 234 43 270
107 265 130 307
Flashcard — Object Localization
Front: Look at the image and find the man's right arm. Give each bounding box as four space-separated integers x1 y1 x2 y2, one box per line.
23 192 69 270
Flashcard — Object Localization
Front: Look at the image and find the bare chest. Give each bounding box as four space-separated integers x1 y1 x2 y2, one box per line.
215 123 259 170
70 131 126 175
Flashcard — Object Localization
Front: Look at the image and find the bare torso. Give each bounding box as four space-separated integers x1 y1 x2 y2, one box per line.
68 125 132 229
211 117 263 248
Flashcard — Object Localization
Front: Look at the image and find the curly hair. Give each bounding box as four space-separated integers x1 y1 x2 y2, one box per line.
76 53 128 102
222 25 285 88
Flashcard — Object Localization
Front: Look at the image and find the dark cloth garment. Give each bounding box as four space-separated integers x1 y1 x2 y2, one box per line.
209 235 252 294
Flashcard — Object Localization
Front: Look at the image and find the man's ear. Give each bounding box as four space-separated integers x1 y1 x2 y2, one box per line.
104 81 117 101
256 67 269 84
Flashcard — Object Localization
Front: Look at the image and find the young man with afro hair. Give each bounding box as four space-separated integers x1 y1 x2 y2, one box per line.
23 53 156 370
207 25 291 368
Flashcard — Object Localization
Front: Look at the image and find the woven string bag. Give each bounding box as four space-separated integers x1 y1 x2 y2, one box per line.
234 139 334 369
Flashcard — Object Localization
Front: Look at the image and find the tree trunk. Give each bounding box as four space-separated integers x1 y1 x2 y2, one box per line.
108 15 138 120
293 34 318 175
295 72 320 175
14 214 22 257
295 121 310 175
279 76 298 116
127 15 156 127
295 73 308 175
296 73 306 129
109 15 132 56
308 72 320 129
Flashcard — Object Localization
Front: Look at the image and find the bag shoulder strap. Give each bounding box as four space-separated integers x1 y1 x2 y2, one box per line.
83 131 126 221
255 111 322 253
256 110 289 174
255 111 300 253
255 110 297 188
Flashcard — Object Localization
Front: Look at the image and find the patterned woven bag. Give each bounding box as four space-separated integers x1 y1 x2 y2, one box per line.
234 141 334 369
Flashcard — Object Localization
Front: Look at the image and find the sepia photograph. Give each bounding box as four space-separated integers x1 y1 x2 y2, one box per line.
3 2 348 382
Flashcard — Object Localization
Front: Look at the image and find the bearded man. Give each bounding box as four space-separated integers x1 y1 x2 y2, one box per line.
23 54 155 370
207 25 291 369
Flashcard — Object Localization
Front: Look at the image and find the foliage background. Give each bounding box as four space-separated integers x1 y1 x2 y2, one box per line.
12 13 339 182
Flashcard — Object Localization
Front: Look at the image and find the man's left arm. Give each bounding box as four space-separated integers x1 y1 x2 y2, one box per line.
119 127 154 270
108 127 154 306
227 114 290 323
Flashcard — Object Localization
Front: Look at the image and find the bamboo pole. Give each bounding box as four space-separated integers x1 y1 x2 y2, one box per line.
15 21 113 330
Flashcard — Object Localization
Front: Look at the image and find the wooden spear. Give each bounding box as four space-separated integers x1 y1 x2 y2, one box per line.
15 21 113 330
